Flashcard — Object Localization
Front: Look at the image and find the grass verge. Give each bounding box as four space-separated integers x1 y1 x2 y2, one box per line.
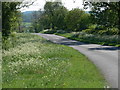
3 33 107 88
55 32 120 47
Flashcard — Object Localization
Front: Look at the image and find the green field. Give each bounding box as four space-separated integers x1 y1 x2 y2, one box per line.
22 22 31 27
3 33 107 88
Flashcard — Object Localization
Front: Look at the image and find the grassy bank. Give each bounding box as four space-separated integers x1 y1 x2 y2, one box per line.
54 31 120 47
3 33 107 88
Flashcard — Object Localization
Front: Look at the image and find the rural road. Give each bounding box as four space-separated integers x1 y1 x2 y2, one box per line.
33 33 119 88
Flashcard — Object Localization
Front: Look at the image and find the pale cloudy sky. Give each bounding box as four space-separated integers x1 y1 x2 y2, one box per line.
20 0 90 12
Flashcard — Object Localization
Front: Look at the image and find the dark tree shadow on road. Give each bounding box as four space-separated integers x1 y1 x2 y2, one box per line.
57 38 120 51
88 47 120 51
57 38 88 46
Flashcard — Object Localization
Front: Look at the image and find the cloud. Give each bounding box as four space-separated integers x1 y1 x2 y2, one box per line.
20 0 90 12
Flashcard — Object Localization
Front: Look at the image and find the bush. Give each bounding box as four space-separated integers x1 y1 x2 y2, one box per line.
82 29 97 34
98 28 119 35
56 30 66 34
2 32 17 50
109 28 119 35
95 25 105 30
2 37 11 50
43 30 56 34
88 24 97 30
98 30 108 35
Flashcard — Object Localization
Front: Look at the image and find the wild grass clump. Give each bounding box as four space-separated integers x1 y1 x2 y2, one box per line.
2 32 17 50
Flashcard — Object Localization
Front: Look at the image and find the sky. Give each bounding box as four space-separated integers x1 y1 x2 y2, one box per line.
20 0 90 12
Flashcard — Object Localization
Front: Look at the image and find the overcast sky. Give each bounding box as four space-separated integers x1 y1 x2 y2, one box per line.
20 0 90 12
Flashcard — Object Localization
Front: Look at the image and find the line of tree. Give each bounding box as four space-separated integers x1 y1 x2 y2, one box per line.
31 1 119 35
31 1 91 33
2 1 119 36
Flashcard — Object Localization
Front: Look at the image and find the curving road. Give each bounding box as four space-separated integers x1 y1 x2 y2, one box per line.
33 33 119 88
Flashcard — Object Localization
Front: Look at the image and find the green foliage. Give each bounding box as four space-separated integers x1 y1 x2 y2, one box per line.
82 29 96 34
82 24 97 34
51 6 68 29
2 2 21 37
2 32 17 50
65 8 91 31
56 30 66 34
30 1 119 36
83 2 119 29
31 11 43 33
57 32 119 46
43 30 57 34
32 3 92 33
40 29 67 34
98 28 119 35
88 24 97 30
33 2 68 31
95 25 105 30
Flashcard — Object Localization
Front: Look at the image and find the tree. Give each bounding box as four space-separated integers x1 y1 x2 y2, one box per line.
83 1 119 29
32 11 41 33
50 6 68 30
65 8 90 31
43 1 67 30
2 2 22 37
2 1 35 37
34 1 68 31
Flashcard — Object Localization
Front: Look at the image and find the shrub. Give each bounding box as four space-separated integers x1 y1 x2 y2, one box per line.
95 25 105 30
56 30 66 34
98 30 108 35
2 37 11 50
88 24 97 30
98 28 119 35
109 28 119 35
2 32 17 50
44 30 56 34
82 29 96 34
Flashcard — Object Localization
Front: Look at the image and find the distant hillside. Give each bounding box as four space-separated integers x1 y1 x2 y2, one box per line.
22 11 90 22
22 11 34 22
22 11 44 22
85 11 90 13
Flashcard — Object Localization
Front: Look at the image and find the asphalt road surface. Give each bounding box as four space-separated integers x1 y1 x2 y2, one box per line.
33 33 119 88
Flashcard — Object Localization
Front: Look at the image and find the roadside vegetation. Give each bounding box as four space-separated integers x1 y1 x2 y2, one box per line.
2 2 119 47
34 2 119 47
2 1 118 88
2 33 107 88
41 29 120 47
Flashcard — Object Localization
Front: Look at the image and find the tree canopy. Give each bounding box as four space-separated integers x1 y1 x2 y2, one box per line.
2 2 21 37
65 8 90 31
2 1 35 37
31 2 91 32
83 1 119 29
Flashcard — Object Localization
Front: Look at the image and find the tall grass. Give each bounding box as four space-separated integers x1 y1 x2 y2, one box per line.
56 32 120 47
3 33 107 88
